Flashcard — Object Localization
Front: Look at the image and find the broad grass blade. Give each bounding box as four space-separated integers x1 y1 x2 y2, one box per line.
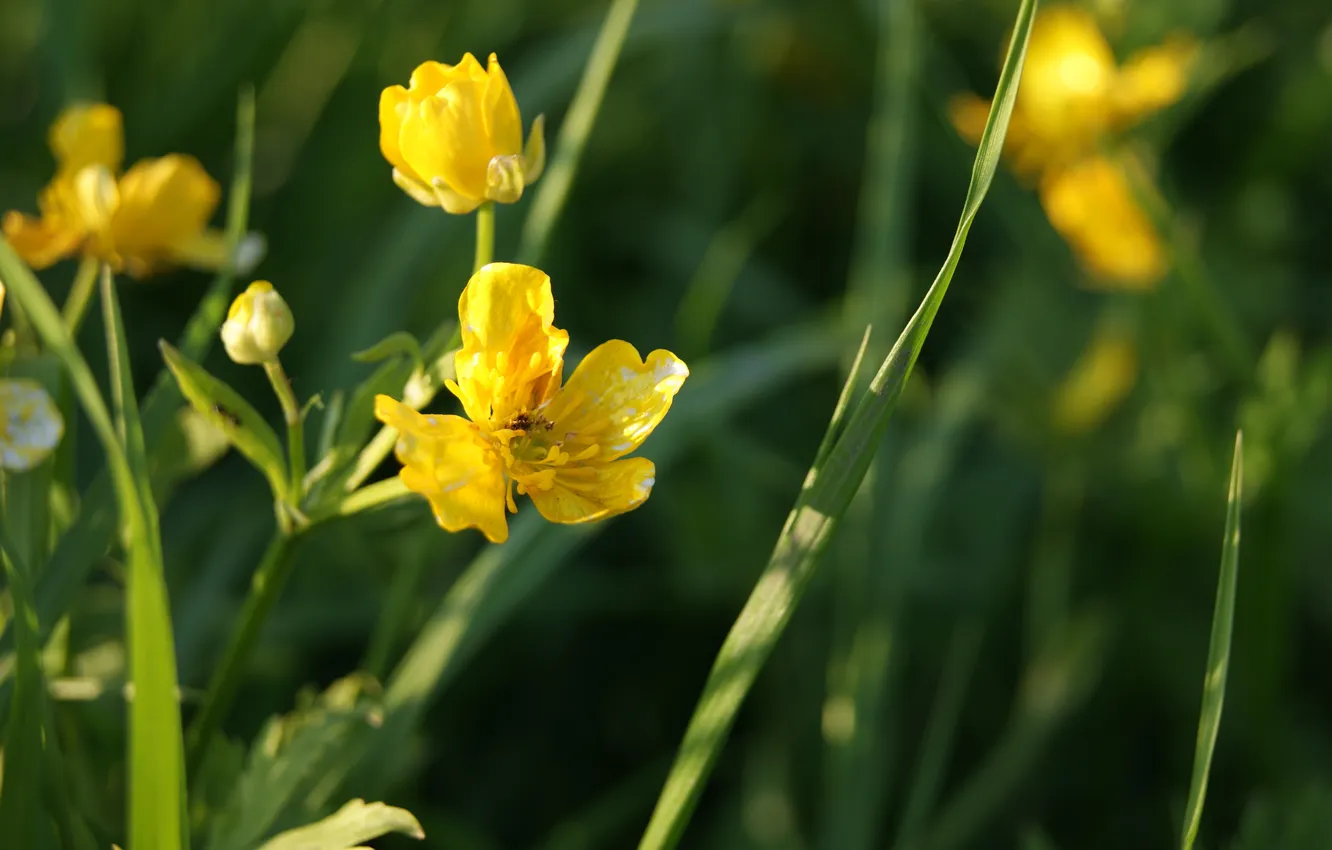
0 239 186 850
1180 431 1244 850
636 1 1039 846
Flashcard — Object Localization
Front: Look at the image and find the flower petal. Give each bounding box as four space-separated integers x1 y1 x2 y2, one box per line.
1 209 82 270
1038 156 1166 289
0 379 65 471
1112 35 1198 127
449 263 568 428
399 79 492 201
528 456 655 525
482 53 523 156
409 54 488 96
1053 325 1138 433
544 340 688 461
374 395 509 543
111 154 221 274
49 103 124 175
379 85 416 180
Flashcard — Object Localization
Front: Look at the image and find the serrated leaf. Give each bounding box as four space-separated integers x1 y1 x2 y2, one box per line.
160 340 289 503
350 331 421 366
256 799 423 850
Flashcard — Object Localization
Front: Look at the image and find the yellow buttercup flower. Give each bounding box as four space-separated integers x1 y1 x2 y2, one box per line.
1052 321 1139 433
375 263 688 543
0 282 65 471
2 102 231 277
948 5 1198 176
1039 155 1166 288
379 53 546 213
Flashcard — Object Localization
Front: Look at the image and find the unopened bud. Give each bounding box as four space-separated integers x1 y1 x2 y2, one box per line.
221 281 294 365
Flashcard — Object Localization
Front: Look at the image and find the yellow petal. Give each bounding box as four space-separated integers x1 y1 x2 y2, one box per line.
1053 327 1138 433
374 396 510 543
1 208 82 270
398 80 491 203
1012 6 1116 162
946 93 993 149
408 54 488 96
110 154 221 273
430 176 484 214
1038 156 1166 289
1112 35 1198 127
49 103 124 175
451 263 569 428
528 456 656 525
544 340 689 461
0 379 65 471
482 53 523 156
379 85 416 180
391 167 439 207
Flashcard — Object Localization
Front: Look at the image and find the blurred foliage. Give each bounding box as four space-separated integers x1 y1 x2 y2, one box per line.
3 0 1332 847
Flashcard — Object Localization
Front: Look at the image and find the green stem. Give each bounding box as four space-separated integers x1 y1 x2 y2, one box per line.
184 529 302 781
473 201 494 274
61 257 100 336
263 358 305 504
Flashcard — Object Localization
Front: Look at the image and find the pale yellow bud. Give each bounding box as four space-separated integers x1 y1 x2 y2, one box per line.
221 281 294 365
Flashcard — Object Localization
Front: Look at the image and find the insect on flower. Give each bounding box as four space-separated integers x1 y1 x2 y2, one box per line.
374 263 688 544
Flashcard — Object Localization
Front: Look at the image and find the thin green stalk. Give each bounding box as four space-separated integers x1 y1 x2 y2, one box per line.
1180 431 1244 850
62 257 100 336
518 0 641 265
473 201 494 274
263 359 306 504
326 475 411 519
184 530 303 781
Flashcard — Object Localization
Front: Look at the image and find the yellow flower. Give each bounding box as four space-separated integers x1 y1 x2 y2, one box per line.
0 282 65 471
1039 155 1166 288
948 5 1198 177
221 281 295 365
379 53 546 213
2 103 231 277
1052 322 1138 433
374 263 688 543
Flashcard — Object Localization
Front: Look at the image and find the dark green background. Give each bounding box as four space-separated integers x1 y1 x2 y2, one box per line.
2 0 1331 847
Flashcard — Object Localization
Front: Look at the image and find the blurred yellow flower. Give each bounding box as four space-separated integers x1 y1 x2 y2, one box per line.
375 263 687 543
948 5 1198 176
1039 155 1166 288
1052 322 1139 433
0 281 65 470
379 53 546 214
2 103 230 277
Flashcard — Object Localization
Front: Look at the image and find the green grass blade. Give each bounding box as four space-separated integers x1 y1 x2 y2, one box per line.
0 524 47 844
1180 431 1244 850
518 0 641 265
0 239 185 850
635 1 1037 846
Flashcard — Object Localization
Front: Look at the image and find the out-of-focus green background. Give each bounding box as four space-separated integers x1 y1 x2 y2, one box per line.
3 0 1332 847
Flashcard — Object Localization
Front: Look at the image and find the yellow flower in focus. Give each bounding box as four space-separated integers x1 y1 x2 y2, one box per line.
2 103 231 277
374 263 688 543
1052 323 1139 433
380 53 546 213
948 5 1199 176
0 282 65 470
1039 155 1166 288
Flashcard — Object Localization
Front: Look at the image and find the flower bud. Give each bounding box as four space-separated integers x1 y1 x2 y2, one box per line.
221 281 294 365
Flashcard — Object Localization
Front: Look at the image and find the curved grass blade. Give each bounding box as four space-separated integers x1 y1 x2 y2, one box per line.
518 0 641 265
635 1 1039 846
1180 431 1244 850
0 239 185 850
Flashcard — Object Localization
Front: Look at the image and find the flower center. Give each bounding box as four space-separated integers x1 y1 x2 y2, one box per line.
488 408 601 508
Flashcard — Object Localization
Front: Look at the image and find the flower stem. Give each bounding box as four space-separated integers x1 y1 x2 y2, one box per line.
184 529 302 782
473 201 494 274
263 358 305 504
62 257 100 336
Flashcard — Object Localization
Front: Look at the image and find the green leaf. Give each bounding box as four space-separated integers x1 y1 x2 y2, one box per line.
0 243 184 850
160 341 290 503
101 271 188 850
0 525 47 845
1230 784 1332 850
207 675 386 850
255 800 423 850
350 331 422 366
1180 431 1244 850
635 0 1038 845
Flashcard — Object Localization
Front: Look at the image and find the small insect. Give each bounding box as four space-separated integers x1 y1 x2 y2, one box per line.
213 403 241 427
507 411 553 432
